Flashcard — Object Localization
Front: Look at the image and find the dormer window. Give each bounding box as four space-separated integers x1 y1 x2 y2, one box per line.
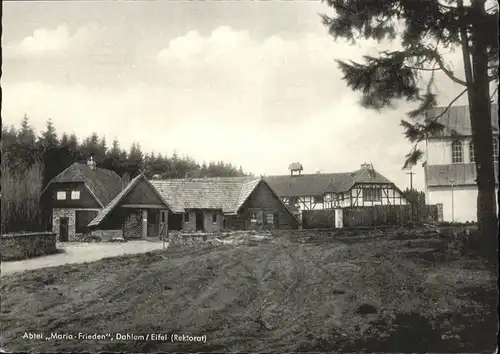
451 140 463 163
71 191 80 200
56 191 66 200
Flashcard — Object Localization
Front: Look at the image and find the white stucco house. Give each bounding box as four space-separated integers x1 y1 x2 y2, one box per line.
423 104 499 223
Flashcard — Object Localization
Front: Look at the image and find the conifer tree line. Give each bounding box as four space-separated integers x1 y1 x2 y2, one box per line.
2 115 249 182
1 115 249 233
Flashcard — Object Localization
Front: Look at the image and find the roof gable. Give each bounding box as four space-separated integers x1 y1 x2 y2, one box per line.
42 162 123 206
88 173 172 227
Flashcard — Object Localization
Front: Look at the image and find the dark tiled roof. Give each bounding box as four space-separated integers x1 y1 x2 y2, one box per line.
264 167 393 197
426 104 498 137
426 163 499 187
150 177 260 214
44 162 123 206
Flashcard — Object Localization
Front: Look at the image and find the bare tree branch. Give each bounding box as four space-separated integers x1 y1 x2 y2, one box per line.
404 65 440 71
431 51 468 86
425 88 469 126
490 85 499 101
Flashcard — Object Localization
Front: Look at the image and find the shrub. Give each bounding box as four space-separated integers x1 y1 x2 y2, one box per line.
1 160 44 233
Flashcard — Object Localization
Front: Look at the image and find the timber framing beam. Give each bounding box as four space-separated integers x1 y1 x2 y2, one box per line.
121 204 167 209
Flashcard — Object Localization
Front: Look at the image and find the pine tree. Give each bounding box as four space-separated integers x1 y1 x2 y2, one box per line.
68 134 78 150
17 114 37 147
322 0 498 259
60 133 70 147
39 118 58 149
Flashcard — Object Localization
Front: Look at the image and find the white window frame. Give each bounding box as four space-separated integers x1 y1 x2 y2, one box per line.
493 138 499 162
56 191 66 200
264 212 274 225
451 140 463 164
469 140 475 163
363 188 382 202
71 190 80 200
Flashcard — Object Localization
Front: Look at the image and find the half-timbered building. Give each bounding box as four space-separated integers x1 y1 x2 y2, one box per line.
264 163 408 211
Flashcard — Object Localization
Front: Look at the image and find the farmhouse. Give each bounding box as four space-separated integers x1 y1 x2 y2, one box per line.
40 158 126 242
149 177 300 232
423 104 499 222
264 163 408 211
87 175 300 237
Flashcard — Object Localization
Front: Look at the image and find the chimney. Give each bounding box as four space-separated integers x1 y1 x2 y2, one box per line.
122 172 130 189
87 156 96 171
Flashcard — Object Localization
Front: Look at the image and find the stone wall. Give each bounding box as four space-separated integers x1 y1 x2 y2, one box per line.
52 208 101 241
88 229 123 241
166 231 219 246
165 229 275 246
1 232 57 261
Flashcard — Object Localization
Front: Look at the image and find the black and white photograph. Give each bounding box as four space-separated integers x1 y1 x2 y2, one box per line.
1 0 498 352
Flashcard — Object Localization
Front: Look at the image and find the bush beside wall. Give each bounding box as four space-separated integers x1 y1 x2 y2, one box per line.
87 230 123 242
1 232 57 261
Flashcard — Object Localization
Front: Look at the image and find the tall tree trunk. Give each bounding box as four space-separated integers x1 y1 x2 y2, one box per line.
470 0 498 261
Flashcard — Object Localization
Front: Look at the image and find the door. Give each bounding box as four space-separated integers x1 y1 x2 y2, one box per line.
159 210 168 238
195 211 204 231
59 217 69 242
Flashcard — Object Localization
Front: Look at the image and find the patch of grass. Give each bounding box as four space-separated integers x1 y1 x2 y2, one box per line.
1 247 66 263
1 229 497 353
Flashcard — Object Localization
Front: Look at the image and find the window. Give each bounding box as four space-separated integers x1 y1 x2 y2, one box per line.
71 191 80 200
250 213 258 222
212 212 217 223
56 191 66 200
493 138 499 162
184 212 190 223
451 140 463 163
264 212 274 225
313 195 324 203
469 141 475 163
161 211 166 223
363 188 382 202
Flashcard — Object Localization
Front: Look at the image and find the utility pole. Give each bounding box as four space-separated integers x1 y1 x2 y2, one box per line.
406 170 415 190
450 177 455 223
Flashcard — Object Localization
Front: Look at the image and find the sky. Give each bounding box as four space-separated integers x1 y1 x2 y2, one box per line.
2 0 469 190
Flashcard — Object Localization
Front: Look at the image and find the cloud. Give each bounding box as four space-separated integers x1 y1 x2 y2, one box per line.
3 23 95 58
155 26 386 125
4 25 464 191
